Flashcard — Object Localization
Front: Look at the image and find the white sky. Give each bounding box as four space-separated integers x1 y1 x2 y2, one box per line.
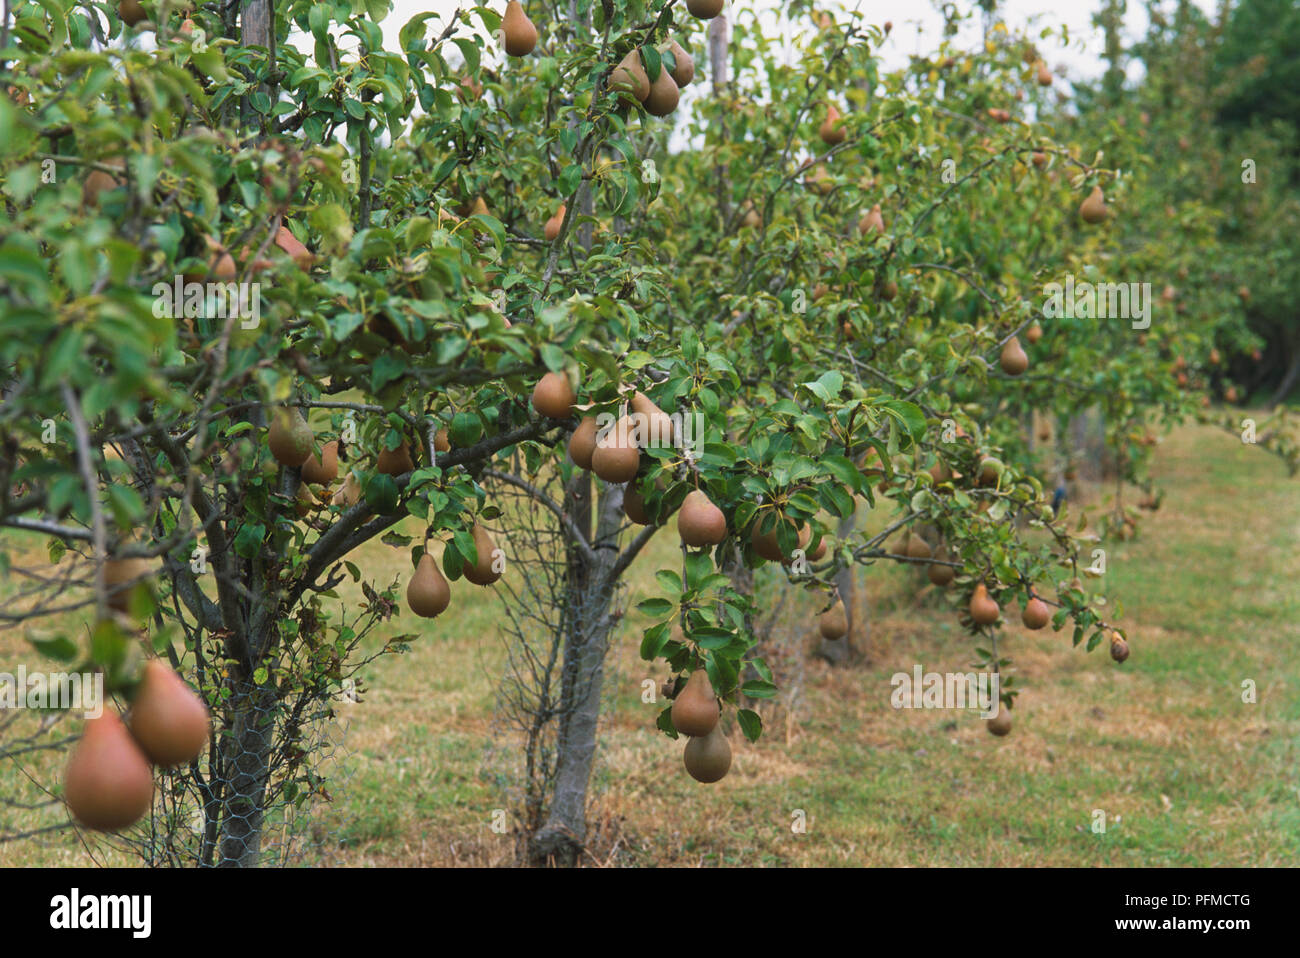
367 0 1221 84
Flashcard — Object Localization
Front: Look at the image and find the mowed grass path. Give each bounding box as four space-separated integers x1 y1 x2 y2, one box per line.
3 420 1297 866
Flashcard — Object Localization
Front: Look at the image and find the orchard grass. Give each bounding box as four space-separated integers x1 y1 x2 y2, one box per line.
1 419 1296 866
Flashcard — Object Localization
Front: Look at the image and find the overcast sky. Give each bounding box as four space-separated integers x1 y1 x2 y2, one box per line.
362 0 1221 84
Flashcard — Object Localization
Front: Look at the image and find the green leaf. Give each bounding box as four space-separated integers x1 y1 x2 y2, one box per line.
637 597 675 618
736 708 763 742
28 634 79 663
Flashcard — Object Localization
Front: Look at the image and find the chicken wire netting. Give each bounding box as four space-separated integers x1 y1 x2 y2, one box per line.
0 678 356 867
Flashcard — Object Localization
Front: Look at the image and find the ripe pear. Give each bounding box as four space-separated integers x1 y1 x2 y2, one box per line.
502 1 538 57
986 707 1012 736
331 471 362 507
666 39 695 86
858 203 885 236
610 50 651 101
82 166 124 208
978 457 1004 487
462 524 503 585
65 711 155 831
624 482 650 525
1021 596 1051 630
407 553 451 617
1025 321 1043 344
819 599 848 639
643 67 679 117
807 535 827 561
905 534 932 560
301 440 339 485
294 482 318 519
434 428 451 453
591 416 641 483
119 0 147 27
1079 185 1108 224
683 723 732 783
630 391 674 448
1000 336 1029 376
531 370 575 419
267 408 314 468
128 660 211 767
274 225 313 271
685 0 724 19
969 583 1000 626
1031 151 1047 169
678 489 727 547
739 201 762 229
671 669 719 737
376 438 415 476
103 557 151 614
544 204 566 242
1036 62 1052 86
819 103 846 145
1109 631 1130 663
752 517 809 563
568 416 599 469
928 553 955 587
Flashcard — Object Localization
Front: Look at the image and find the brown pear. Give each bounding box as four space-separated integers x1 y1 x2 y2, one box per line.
407 553 451 618
64 711 154 831
858 203 885 236
128 660 211 767
611 50 651 101
301 440 339 485
1000 336 1029 376
103 557 151 614
987 707 1012 736
1031 151 1047 168
331 471 362 507
544 204 566 242
678 489 727 547
1025 321 1043 344
119 0 147 27
643 67 679 116
376 438 414 476
683 723 731 783
462 524 503 585
568 416 599 469
1021 596 1051 630
591 417 641 483
666 39 694 86
671 669 720 737
631 391 674 448
531 371 575 418
502 0 538 57
819 103 846 145
807 536 827 561
1079 185 1108 224
685 0 724 19
969 583 1000 626
294 482 318 519
905 534 933 560
928 553 955 587
624 482 650 524
274 225 313 271
739 201 762 229
1109 631 1131 663
435 429 451 452
1036 62 1053 86
267 408 314 468
82 165 125 208
752 517 808 562
819 599 848 639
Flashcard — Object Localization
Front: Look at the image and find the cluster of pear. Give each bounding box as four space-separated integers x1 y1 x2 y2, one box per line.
64 660 211 831
406 522 501 620
610 37 694 118
671 669 731 783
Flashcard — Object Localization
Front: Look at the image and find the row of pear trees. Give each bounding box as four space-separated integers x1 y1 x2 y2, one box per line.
0 0 1266 865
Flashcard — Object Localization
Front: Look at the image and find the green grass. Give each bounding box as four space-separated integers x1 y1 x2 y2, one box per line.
2 418 1298 866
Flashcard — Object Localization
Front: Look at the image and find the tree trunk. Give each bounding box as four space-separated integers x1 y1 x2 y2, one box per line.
214 677 277 866
819 510 861 665
528 483 623 866
1270 344 1300 408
